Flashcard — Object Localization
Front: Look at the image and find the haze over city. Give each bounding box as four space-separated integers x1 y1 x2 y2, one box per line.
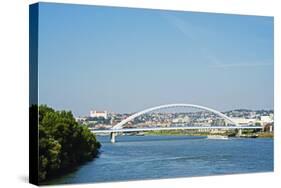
38 3 274 116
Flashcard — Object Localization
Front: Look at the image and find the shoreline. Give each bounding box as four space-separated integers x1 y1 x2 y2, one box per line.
96 132 273 138
131 130 273 138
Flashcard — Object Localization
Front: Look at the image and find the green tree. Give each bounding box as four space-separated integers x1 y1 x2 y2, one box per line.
38 105 101 182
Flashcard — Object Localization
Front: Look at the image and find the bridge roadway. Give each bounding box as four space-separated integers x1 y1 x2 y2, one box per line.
90 126 262 143
90 126 262 134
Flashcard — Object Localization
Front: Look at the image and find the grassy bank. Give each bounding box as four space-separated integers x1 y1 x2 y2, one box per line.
143 129 273 138
257 132 274 138
143 130 233 137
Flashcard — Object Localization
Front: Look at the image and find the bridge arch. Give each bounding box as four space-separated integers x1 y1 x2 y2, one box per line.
112 103 239 130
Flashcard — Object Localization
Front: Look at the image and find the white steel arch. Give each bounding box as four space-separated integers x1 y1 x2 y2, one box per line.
112 104 239 130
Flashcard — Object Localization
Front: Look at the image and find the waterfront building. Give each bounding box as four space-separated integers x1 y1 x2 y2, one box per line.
260 115 274 125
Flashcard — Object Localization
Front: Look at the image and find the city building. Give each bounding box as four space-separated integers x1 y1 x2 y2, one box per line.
232 117 257 126
90 110 108 119
172 116 190 124
260 115 274 125
75 117 87 124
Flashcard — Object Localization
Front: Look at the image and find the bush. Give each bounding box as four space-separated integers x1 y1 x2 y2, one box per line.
38 105 100 182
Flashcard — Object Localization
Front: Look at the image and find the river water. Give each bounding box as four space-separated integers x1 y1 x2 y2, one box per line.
45 135 273 185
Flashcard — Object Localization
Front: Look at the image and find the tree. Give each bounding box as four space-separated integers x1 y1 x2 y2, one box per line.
38 105 101 182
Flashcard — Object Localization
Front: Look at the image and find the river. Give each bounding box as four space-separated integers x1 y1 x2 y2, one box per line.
45 135 273 185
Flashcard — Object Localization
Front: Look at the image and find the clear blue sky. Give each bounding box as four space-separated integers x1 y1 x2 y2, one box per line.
37 3 274 116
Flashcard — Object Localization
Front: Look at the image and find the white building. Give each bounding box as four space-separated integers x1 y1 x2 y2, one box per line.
172 116 190 124
260 115 274 125
232 117 257 126
90 110 108 119
75 117 87 121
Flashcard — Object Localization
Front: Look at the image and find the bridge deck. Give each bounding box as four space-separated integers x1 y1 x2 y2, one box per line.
90 126 262 133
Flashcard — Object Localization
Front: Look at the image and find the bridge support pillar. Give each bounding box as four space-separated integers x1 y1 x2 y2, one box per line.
110 132 116 143
237 129 242 137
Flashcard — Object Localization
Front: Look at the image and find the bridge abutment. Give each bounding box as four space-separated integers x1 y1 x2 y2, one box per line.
237 129 242 137
110 132 116 143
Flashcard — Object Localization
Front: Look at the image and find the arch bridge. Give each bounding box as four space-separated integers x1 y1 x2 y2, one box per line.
90 104 262 143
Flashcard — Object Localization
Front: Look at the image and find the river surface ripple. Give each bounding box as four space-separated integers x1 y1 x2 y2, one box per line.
45 135 273 185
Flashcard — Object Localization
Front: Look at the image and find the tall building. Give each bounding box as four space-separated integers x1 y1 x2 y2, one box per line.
90 110 108 119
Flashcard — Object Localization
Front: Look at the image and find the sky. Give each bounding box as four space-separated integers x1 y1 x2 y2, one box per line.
37 3 274 116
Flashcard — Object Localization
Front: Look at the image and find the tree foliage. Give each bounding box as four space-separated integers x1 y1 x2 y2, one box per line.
38 105 101 182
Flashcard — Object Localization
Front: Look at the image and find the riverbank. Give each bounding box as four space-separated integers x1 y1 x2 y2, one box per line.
142 130 273 138
257 132 274 138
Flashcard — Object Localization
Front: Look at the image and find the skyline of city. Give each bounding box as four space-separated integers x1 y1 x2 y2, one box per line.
78 107 274 134
38 3 274 116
